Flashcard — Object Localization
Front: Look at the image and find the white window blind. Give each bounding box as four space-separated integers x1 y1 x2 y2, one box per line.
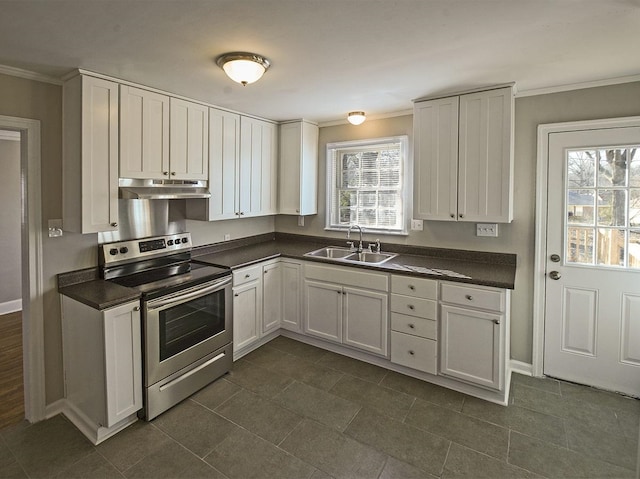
326 136 408 234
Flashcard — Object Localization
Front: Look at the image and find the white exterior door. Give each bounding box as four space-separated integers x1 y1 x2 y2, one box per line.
544 125 640 397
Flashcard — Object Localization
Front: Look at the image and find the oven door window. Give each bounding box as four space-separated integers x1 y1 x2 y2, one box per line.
158 289 226 361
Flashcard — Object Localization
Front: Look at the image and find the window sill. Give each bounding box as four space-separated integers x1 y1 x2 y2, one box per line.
324 227 409 237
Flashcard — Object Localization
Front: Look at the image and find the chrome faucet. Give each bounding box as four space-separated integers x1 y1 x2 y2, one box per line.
347 224 364 253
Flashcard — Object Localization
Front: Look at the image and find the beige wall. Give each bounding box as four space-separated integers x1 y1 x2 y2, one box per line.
0 138 21 304
277 81 640 364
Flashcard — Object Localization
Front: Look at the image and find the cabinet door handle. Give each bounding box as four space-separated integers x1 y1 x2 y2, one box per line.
240 212 245 216
408 323 415 329
409 285 415 291
342 291 346 295
110 222 118 227
133 306 140 311
450 213 455 218
163 171 169 176
408 304 415 310
465 295 473 301
408 350 415 356
493 319 501 325
171 172 176 176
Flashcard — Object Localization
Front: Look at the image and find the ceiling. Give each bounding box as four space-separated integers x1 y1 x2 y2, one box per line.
1 0 639 123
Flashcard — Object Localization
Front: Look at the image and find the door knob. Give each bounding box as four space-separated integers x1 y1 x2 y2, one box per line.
550 254 561 262
549 271 561 280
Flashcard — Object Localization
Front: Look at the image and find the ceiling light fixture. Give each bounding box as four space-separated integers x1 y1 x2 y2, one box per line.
216 52 270 86
347 111 366 125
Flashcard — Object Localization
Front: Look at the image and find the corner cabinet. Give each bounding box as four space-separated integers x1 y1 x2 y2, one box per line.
414 86 514 223
303 263 389 357
63 74 119 233
186 113 277 221
279 120 319 215
439 282 509 390
61 297 142 444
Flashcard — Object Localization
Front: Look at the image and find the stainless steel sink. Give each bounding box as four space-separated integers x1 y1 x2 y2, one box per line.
304 246 397 265
305 246 354 259
344 251 398 265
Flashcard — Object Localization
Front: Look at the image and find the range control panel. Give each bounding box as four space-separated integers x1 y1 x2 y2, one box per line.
100 233 192 265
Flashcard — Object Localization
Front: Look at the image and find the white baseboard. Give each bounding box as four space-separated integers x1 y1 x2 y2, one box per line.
0 299 22 315
44 398 65 419
510 359 533 377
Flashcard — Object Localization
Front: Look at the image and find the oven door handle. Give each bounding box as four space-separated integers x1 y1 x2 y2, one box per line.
146 276 231 311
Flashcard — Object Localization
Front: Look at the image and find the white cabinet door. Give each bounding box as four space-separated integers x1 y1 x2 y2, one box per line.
207 108 240 220
170 98 209 180
281 261 302 332
440 304 504 390
279 120 318 215
262 262 282 334
458 87 513 222
303 279 342 343
239 117 278 217
103 302 142 427
413 96 459 221
63 74 119 234
343 286 388 356
233 280 262 352
119 85 169 180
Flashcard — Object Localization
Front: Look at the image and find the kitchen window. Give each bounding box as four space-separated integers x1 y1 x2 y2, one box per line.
326 136 409 235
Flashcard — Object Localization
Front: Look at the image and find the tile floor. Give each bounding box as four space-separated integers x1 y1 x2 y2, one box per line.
0 336 638 478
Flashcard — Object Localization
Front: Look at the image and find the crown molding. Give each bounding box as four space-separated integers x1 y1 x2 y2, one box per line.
0 64 62 85
516 74 640 98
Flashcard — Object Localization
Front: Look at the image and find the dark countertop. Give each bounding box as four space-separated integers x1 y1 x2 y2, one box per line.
59 279 141 310
58 233 516 310
194 234 516 290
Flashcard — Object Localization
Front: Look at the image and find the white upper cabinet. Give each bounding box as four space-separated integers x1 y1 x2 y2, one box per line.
63 74 119 233
414 86 514 223
119 89 208 180
239 117 278 217
169 98 209 180
119 85 170 180
279 120 319 215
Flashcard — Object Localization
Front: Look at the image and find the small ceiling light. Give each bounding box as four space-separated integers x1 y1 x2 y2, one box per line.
347 111 366 125
216 52 270 86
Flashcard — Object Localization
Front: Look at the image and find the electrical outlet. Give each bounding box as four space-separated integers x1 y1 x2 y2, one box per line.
476 223 498 237
224 234 231 241
410 219 424 231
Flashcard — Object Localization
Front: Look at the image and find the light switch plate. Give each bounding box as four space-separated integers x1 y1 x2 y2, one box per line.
476 223 498 237
410 219 424 231
224 233 231 241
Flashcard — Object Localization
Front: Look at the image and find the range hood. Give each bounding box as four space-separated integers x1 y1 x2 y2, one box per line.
119 178 211 200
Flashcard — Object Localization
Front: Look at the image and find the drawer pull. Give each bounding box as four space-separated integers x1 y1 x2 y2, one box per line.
234 293 239 297
409 285 415 291
408 323 415 329
408 305 415 310
465 295 473 301
408 350 415 356
245 274 251 278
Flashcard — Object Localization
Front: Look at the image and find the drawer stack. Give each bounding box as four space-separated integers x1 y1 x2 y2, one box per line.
389 275 438 374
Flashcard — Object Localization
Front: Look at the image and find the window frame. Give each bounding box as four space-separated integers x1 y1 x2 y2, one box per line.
325 135 410 236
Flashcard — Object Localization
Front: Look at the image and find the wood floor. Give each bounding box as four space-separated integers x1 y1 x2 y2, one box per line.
0 311 23 428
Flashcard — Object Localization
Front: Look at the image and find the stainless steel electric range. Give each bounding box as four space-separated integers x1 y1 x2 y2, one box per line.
99 233 232 420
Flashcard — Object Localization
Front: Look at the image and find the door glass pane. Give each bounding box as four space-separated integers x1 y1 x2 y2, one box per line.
630 189 640 227
566 146 639 269
597 148 629 187
566 227 594 264
597 228 626 267
630 230 640 269
567 150 596 187
567 190 595 224
597 190 627 226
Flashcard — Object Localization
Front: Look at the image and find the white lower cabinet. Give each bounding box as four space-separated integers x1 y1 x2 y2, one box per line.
303 263 389 357
389 275 439 374
439 282 508 390
61 297 142 444
233 259 303 357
